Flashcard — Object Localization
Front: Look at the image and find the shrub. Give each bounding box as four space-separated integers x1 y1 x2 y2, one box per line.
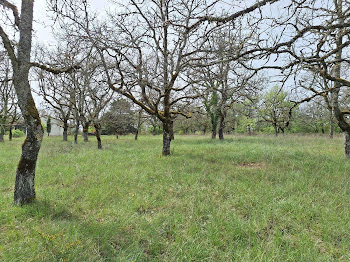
12 129 25 138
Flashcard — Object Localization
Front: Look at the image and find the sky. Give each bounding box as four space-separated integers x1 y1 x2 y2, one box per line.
32 0 111 45
30 0 112 106
24 0 295 106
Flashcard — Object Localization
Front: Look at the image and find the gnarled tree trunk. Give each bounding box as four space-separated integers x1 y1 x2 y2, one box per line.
12 1 44 205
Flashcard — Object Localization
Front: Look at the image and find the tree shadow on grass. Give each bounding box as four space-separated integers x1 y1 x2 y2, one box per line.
15 199 149 260
19 199 79 222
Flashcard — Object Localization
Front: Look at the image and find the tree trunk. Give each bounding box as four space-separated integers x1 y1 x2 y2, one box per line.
169 120 174 141
94 123 102 149
212 128 217 139
13 1 44 205
0 118 4 142
63 120 68 141
273 124 278 137
329 107 334 139
218 115 225 140
83 122 89 142
210 113 218 139
162 121 171 156
135 109 142 141
74 120 79 144
345 131 350 158
9 127 12 141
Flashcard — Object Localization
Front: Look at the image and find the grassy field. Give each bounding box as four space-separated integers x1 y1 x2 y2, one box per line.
0 134 350 261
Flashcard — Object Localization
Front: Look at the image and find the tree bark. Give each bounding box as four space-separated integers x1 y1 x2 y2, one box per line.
63 120 68 141
162 121 171 156
94 123 102 149
83 122 89 142
345 131 350 158
12 1 44 205
169 120 174 141
218 114 225 140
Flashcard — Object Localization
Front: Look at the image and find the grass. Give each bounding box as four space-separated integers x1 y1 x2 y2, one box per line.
0 134 350 261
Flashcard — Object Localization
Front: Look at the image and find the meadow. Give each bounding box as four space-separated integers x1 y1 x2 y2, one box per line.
0 134 349 261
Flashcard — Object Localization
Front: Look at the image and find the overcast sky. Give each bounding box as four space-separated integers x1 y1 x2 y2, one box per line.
32 0 111 45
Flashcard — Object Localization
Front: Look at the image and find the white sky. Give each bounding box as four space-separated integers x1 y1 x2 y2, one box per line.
32 0 111 45
24 0 294 106
30 0 112 107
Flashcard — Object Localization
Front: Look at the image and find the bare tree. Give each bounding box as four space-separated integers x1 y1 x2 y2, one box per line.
49 0 282 155
259 86 294 136
69 54 113 148
263 0 350 156
0 53 16 142
0 1 78 205
37 54 75 141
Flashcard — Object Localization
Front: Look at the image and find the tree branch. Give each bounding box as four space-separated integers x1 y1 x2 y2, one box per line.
0 0 20 27
30 62 80 74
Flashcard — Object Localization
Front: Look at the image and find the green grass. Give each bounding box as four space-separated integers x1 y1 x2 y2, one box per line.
0 134 350 261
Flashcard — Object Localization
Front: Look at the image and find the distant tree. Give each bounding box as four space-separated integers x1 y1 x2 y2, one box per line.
0 55 16 142
36 46 77 141
134 109 146 141
259 86 294 136
8 104 20 141
203 89 220 139
102 99 137 136
192 21 263 140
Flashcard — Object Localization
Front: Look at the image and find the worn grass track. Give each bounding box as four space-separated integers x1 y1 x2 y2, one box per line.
0 135 349 261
